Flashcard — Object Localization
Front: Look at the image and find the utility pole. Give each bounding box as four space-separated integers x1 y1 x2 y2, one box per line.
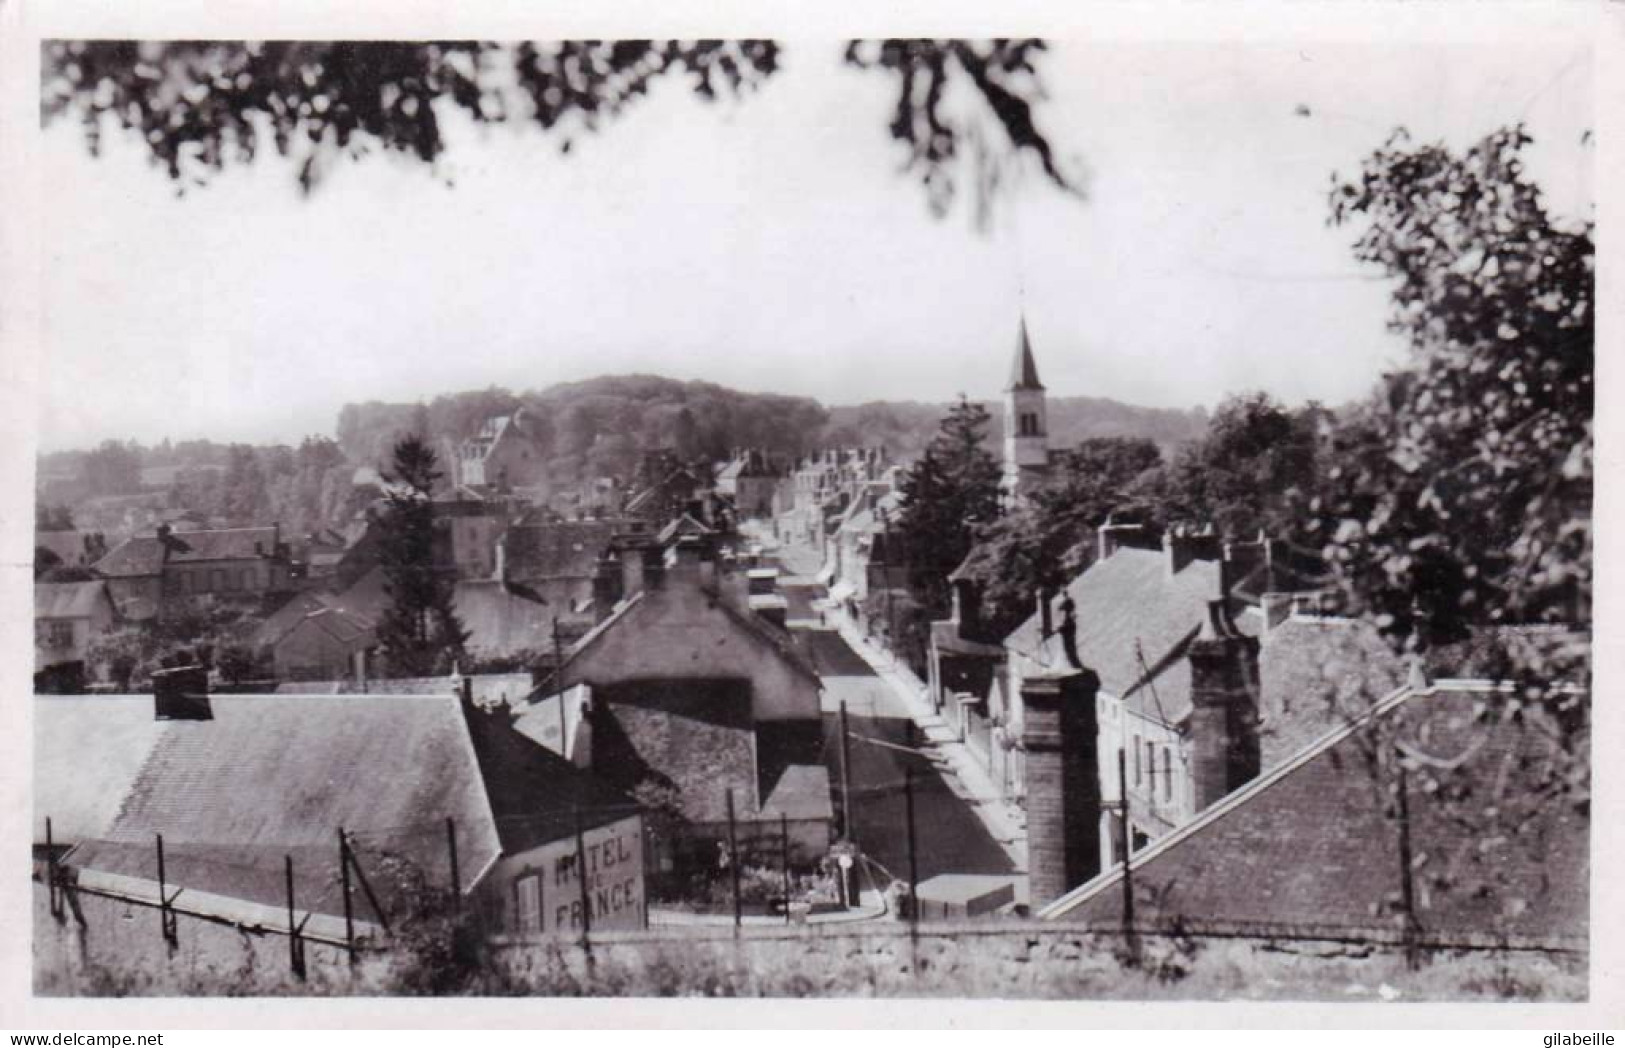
1118 749 1137 963
904 768 919 933
552 617 567 753
838 701 855 843
573 806 593 946
726 789 743 930
780 813 792 926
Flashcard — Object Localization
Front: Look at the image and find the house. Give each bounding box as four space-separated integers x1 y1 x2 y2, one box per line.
456 408 548 491
57 671 645 940
452 579 556 663
92 523 293 621
716 449 784 520
827 479 906 624
520 534 832 856
499 515 632 635
266 605 377 682
35 529 108 575
34 580 117 689
1037 675 1589 949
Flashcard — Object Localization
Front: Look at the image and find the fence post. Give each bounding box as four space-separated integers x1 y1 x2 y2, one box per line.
338 827 356 962
1395 759 1423 970
573 806 592 947
446 816 461 912
780 812 792 926
285 854 306 980
46 817 62 922
344 833 391 933
726 789 742 930
156 832 176 947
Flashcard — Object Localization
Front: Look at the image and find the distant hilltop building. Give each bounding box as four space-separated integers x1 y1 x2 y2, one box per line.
457 408 548 492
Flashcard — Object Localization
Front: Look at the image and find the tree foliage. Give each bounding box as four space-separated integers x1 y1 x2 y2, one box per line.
1316 126 1592 655
373 435 468 678
891 395 1002 616
961 436 1162 635
41 39 1079 221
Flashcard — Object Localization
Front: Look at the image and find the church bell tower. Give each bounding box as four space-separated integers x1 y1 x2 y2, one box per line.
1002 317 1049 500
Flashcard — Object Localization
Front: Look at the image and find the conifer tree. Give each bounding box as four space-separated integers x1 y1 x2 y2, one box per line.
375 435 468 677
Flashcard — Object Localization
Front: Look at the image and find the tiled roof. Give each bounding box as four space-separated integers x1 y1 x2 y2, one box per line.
587 678 758 824
503 520 624 583
455 580 555 658
1041 682 1589 946
33 695 165 846
328 566 393 626
255 590 335 648
68 694 504 920
1006 547 1246 725
92 536 166 578
462 702 639 853
760 764 834 821
162 526 280 563
35 580 112 620
35 530 94 565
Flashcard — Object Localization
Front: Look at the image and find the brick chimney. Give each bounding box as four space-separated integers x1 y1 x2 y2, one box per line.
1186 598 1261 812
152 664 211 721
950 576 983 641
621 545 647 597
593 551 622 619
1165 526 1222 576
1022 666 1104 908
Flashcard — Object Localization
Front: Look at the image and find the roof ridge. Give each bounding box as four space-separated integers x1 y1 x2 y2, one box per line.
1039 678 1425 920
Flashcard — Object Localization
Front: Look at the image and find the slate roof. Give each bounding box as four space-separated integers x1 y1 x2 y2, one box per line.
68 694 505 920
35 530 93 566
92 536 166 578
328 566 393 626
35 580 113 620
1006 547 1249 725
1041 681 1589 946
503 520 624 582
161 526 280 563
254 590 335 648
33 695 165 846
462 702 640 854
587 678 759 823
284 606 375 647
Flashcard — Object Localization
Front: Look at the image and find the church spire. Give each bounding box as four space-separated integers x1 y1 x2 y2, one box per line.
1006 316 1045 392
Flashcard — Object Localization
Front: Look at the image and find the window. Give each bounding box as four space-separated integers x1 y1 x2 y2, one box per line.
42 620 74 648
515 873 541 934
1161 746 1173 802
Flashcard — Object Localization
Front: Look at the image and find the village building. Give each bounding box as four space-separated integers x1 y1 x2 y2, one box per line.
265 605 377 682
34 580 118 691
1001 318 1055 504
826 478 906 627
716 449 786 520
1036 673 1589 949
34 694 166 862
498 514 634 642
91 523 293 621
34 528 108 575
456 408 549 492
517 533 833 860
49 671 646 941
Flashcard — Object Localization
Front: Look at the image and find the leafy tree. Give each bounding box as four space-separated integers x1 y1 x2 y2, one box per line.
1317 126 1592 657
41 40 1081 222
1142 392 1323 540
961 436 1162 634
892 395 1002 616
374 436 468 677
80 439 142 496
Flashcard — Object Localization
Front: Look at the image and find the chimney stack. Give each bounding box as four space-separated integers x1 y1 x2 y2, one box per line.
621 545 647 597
1166 527 1222 576
153 665 211 721
1186 599 1261 811
1022 666 1103 907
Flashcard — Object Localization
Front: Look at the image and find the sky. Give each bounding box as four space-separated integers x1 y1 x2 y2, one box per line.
37 34 1595 452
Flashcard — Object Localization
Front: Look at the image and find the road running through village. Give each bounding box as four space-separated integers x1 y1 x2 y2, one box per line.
764 539 1027 909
